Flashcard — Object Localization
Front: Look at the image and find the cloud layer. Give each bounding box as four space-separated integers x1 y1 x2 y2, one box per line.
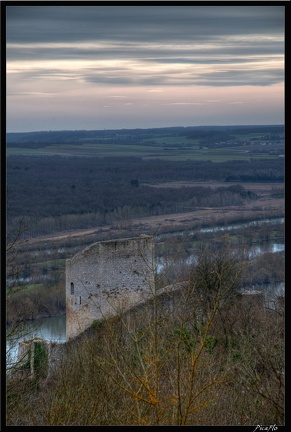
6 5 285 131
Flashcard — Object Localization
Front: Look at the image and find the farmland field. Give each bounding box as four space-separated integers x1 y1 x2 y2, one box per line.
6 125 284 161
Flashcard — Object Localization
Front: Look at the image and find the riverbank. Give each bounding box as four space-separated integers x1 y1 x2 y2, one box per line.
24 193 284 247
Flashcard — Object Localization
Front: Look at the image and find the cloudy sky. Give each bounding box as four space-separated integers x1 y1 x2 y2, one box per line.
6 5 285 132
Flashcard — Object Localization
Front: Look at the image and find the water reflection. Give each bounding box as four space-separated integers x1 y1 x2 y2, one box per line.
199 217 284 234
157 217 284 241
156 242 284 274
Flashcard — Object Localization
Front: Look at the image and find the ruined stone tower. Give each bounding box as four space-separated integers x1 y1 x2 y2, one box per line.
66 235 155 340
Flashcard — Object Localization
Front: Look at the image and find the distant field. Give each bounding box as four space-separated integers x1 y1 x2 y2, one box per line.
6 143 160 157
6 125 284 161
147 181 285 193
6 141 281 162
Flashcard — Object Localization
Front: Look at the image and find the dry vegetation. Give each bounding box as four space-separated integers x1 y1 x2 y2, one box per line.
6 247 284 426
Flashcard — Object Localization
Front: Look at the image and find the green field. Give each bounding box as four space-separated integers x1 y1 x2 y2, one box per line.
6 126 284 162
6 141 282 162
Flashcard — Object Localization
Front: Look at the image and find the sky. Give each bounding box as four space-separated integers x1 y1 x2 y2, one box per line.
6 5 285 133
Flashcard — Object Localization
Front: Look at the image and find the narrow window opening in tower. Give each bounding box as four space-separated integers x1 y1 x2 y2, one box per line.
70 282 74 295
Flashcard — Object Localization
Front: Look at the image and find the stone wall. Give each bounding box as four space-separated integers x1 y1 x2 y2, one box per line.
66 235 155 340
16 338 63 380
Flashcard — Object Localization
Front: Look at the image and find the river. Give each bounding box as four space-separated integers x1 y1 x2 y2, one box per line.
7 217 284 366
156 241 284 273
156 216 284 240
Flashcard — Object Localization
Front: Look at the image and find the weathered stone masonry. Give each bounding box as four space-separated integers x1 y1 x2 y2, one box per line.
16 338 63 381
66 235 155 340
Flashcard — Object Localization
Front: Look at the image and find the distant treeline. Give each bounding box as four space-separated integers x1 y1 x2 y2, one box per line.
7 125 284 148
7 155 284 238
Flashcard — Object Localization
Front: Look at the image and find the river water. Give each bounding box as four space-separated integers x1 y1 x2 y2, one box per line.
7 217 284 366
156 241 284 273
198 217 284 233
156 217 284 241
